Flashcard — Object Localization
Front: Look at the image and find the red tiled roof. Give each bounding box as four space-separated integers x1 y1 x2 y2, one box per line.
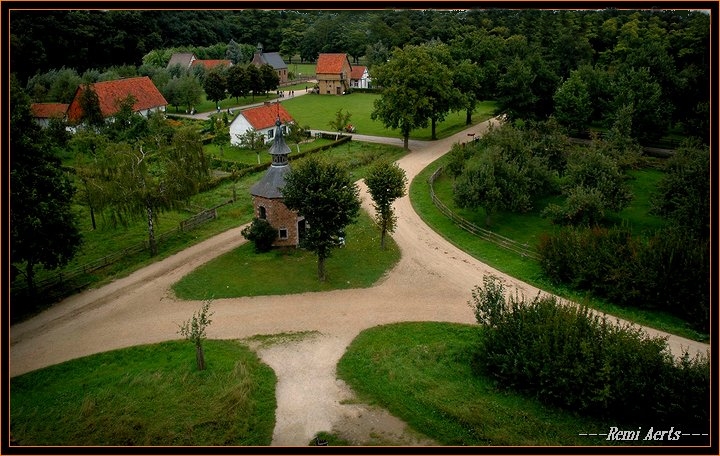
350 65 367 80
191 59 232 70
30 103 69 118
316 53 351 74
241 103 293 130
66 76 167 123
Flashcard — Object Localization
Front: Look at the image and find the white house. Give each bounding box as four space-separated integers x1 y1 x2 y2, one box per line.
350 65 371 89
230 102 294 146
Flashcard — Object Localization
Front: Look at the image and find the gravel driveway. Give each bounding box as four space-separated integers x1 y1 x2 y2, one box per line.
9 118 710 446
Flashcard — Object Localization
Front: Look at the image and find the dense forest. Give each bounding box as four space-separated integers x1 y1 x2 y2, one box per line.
10 8 711 142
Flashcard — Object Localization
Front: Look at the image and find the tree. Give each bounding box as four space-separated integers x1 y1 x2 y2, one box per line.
365 161 408 249
553 70 592 134
452 59 484 125
281 157 361 281
236 128 265 162
203 67 227 110
78 84 105 127
259 63 279 95
226 39 256 64
650 140 709 241
10 76 82 295
542 147 633 226
226 64 250 102
178 300 213 371
90 121 209 256
177 74 203 113
328 108 352 134
246 64 262 101
371 43 462 146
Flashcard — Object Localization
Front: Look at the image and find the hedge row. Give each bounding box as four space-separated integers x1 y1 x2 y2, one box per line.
470 275 709 429
537 225 709 332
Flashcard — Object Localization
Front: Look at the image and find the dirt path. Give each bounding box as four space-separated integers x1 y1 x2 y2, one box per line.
9 119 710 446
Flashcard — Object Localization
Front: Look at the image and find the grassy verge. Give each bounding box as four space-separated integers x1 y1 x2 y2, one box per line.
10 340 276 446
337 322 650 446
172 210 401 299
410 154 708 342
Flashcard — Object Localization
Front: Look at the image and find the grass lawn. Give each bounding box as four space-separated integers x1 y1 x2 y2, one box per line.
282 92 498 140
172 210 401 299
337 322 649 446
10 340 276 446
410 154 707 342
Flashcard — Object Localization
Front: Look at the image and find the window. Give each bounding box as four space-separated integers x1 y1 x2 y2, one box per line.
258 206 266 219
279 228 288 239
267 129 274 139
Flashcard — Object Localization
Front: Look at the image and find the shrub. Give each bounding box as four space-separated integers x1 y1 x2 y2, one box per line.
470 276 709 427
538 225 710 332
241 218 277 252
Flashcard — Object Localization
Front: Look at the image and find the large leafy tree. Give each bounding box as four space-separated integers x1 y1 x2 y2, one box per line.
226 64 250 102
553 70 592 134
10 76 82 294
259 63 279 95
371 43 462 148
203 67 227 110
364 161 407 250
90 118 209 256
281 157 361 282
177 74 203 113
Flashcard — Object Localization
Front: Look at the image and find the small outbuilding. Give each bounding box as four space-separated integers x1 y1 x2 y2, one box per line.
249 117 304 248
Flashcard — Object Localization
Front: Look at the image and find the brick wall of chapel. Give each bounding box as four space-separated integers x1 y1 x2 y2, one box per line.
253 196 300 247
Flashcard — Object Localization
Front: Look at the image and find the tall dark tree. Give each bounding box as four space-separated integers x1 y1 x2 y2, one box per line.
259 63 279 96
226 64 250 102
203 67 227 110
10 75 82 294
281 157 361 282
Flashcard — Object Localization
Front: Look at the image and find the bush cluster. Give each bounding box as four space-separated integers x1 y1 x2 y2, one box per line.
470 275 709 428
538 226 709 332
241 218 277 252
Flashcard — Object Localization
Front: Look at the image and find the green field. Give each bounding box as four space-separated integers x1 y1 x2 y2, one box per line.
10 340 276 446
282 93 498 140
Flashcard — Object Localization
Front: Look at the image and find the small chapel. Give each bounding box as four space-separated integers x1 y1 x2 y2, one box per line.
249 114 305 248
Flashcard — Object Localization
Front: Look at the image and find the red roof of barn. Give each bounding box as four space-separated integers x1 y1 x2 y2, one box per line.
31 103 69 118
66 76 167 123
316 54 351 74
241 103 294 130
191 59 232 70
350 65 367 80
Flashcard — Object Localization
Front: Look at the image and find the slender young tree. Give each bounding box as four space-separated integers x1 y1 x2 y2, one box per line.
178 300 213 371
365 161 407 249
281 157 361 281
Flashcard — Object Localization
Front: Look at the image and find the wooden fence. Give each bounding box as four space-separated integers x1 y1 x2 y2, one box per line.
428 167 540 261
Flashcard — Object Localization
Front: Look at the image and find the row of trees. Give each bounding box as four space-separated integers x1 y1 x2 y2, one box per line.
13 9 710 142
